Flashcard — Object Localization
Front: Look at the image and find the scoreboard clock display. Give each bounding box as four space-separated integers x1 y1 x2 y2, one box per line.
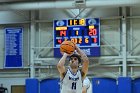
53 18 100 57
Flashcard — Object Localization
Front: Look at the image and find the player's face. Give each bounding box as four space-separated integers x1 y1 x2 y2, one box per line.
69 57 79 68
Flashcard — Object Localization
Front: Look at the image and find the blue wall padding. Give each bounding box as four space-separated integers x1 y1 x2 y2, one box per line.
92 78 117 93
26 78 39 93
40 78 60 93
132 78 140 93
118 77 131 93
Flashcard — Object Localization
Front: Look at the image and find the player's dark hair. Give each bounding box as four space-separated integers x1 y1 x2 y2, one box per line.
69 54 81 64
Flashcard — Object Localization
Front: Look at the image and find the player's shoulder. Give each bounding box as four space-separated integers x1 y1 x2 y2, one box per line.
84 77 90 81
83 77 91 84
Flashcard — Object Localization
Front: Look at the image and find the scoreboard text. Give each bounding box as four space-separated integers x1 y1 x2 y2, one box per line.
53 18 100 57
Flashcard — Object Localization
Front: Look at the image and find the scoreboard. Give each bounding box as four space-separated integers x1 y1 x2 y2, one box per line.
53 18 100 57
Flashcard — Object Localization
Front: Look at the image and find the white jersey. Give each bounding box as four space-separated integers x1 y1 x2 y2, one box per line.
83 77 92 93
61 67 82 93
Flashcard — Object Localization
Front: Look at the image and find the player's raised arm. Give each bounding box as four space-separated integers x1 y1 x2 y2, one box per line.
75 45 89 79
57 53 68 79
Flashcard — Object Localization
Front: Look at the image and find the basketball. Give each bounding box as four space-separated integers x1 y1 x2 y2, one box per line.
60 41 75 54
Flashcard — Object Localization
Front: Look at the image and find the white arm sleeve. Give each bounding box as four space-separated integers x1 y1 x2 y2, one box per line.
83 77 91 89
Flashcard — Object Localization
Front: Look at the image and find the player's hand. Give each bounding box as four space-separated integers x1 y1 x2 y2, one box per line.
60 52 64 55
61 52 68 56
75 45 79 50
61 52 73 56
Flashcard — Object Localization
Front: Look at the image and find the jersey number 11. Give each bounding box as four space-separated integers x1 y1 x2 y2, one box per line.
71 82 77 90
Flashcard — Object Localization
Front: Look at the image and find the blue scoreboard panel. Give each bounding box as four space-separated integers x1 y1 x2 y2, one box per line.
53 18 100 57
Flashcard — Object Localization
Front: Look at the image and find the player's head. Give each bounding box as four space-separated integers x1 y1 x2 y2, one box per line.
69 54 81 64
69 54 81 68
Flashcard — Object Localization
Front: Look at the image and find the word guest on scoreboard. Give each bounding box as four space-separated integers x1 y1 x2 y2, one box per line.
53 18 100 57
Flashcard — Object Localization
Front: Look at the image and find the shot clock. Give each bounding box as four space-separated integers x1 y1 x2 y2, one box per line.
53 18 100 57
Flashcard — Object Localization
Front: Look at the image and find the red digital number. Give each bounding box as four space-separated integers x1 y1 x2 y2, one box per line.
57 39 62 44
93 38 97 43
60 30 66 36
89 28 97 36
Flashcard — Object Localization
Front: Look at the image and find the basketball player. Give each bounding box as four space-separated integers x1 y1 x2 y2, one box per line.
57 45 89 93
82 77 92 93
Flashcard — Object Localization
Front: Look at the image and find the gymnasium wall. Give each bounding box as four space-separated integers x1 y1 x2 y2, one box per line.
0 6 140 93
